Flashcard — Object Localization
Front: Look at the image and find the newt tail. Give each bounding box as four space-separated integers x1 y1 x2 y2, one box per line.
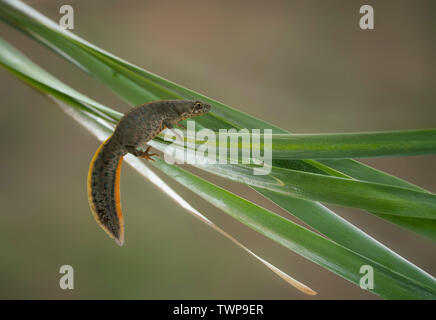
87 135 126 245
87 100 211 245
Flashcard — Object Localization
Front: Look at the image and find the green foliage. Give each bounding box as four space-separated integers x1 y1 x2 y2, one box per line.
1 0 435 299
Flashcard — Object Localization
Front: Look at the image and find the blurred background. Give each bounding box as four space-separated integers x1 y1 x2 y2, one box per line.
0 0 435 299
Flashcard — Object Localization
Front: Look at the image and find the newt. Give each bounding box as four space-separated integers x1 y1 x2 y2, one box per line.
87 100 211 245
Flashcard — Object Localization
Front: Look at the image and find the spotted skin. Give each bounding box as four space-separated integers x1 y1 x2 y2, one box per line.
87 100 211 245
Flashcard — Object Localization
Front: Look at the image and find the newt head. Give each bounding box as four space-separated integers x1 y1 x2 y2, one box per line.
174 100 211 120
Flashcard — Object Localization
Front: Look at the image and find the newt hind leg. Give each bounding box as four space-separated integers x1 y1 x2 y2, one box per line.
125 145 158 161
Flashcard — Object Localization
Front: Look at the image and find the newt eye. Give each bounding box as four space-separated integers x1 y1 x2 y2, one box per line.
195 102 202 109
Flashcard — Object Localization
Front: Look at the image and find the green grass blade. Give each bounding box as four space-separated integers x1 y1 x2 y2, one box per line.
269 130 436 159
320 159 428 191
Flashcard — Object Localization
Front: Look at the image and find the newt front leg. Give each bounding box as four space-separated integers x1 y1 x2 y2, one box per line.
125 145 158 161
